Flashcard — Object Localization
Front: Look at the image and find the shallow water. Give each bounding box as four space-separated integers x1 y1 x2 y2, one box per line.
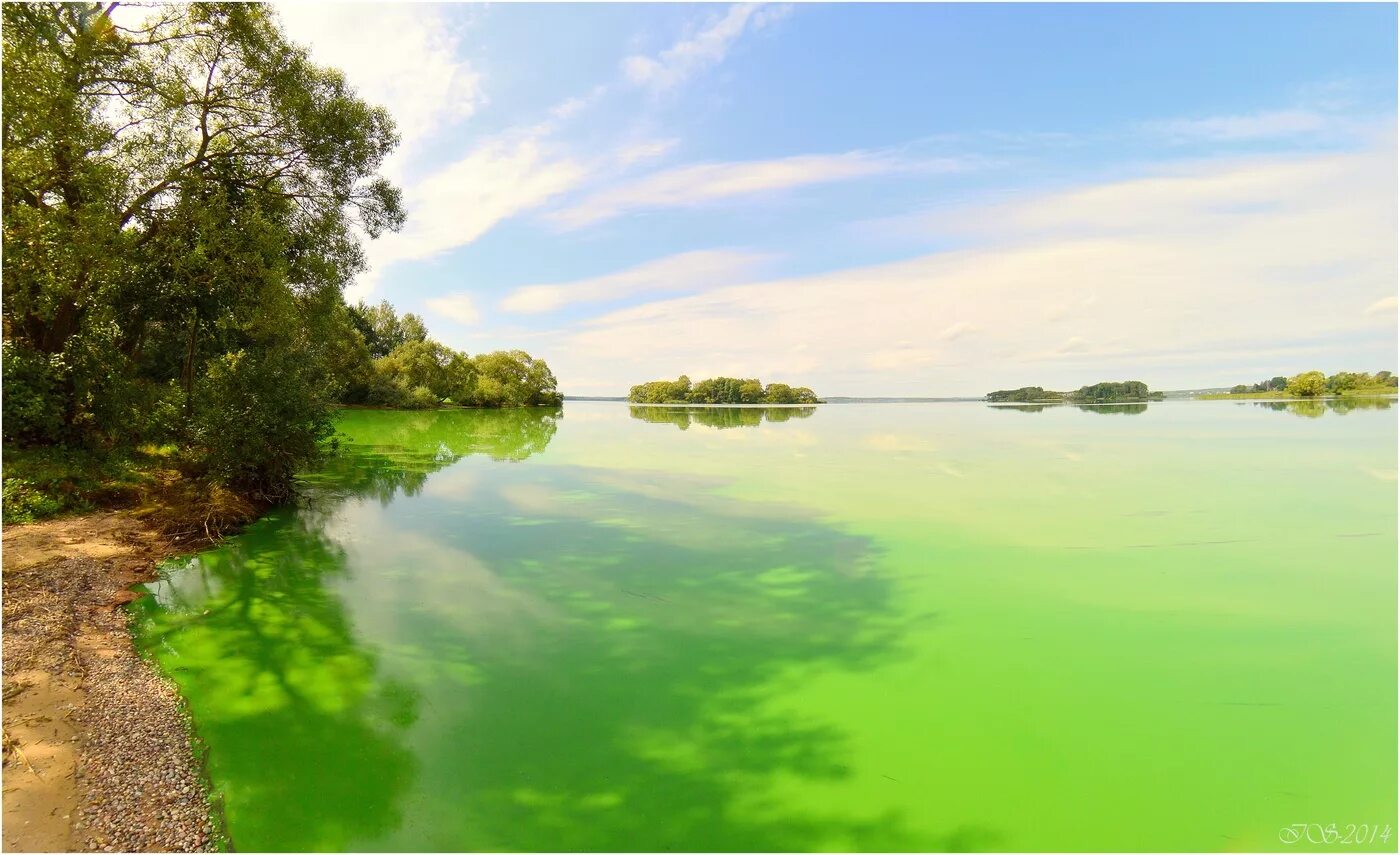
134 400 1397 852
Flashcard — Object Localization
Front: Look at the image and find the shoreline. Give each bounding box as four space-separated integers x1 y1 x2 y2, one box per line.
2 511 225 852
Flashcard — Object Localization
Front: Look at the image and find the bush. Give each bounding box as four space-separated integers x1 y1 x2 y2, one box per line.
188 348 334 500
1 476 64 523
2 341 67 444
1286 371 1327 398
406 385 439 410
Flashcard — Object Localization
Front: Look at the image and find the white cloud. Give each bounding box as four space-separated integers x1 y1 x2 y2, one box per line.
938 322 980 342
1365 296 1397 315
500 249 769 314
1145 109 1331 143
353 137 585 300
622 3 791 93
549 150 957 229
273 3 482 169
545 145 1396 396
615 138 681 167
863 345 945 372
426 294 481 326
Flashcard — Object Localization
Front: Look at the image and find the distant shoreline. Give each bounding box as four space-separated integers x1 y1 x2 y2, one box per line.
566 396 983 404
569 394 1399 406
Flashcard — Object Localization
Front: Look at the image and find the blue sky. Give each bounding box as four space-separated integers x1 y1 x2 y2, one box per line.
275 2 1397 396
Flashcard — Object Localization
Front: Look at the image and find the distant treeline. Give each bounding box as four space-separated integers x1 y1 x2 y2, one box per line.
1225 371 1397 397
986 381 1162 404
629 376 822 405
338 301 562 410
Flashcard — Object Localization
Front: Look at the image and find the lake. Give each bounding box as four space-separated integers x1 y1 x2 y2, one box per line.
133 400 1397 852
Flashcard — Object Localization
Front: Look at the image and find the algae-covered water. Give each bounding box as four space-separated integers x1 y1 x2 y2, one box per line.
133 400 1397 852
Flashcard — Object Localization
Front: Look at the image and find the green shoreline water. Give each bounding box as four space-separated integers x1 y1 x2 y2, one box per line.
133 400 1397 852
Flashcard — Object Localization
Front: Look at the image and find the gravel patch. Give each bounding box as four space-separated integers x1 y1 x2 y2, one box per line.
3 515 220 852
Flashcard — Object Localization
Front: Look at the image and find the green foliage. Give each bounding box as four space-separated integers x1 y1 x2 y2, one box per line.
2 2 408 501
1326 371 1365 394
986 386 1063 403
346 309 561 411
1 341 67 443
188 348 336 500
348 300 428 359
628 376 822 404
987 382 1158 403
0 443 175 522
2 477 64 523
1072 381 1158 402
1216 370 1396 398
1285 371 1328 397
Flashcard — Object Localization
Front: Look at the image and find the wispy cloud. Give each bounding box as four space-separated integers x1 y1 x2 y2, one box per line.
356 137 585 299
1144 109 1333 143
1365 296 1397 315
500 249 770 314
623 3 792 93
426 294 481 326
549 150 964 230
545 145 1395 395
615 138 681 167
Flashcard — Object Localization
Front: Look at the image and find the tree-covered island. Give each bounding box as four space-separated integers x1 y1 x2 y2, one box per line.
985 381 1163 404
629 376 822 405
1201 370 1398 399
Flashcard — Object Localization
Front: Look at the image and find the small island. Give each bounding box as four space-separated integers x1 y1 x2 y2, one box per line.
629 375 823 405
1199 370 1398 399
986 380 1163 404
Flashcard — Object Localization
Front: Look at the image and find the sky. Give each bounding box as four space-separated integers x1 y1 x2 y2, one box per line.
273 2 1397 396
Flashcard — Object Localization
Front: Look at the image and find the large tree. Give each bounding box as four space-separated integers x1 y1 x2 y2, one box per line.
2 2 403 493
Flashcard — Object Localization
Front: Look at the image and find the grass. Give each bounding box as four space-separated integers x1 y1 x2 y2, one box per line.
1 443 178 524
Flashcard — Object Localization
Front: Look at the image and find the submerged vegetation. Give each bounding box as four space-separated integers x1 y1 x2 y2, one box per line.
629 376 822 405
1201 370 1398 399
986 381 1163 404
1 4 556 518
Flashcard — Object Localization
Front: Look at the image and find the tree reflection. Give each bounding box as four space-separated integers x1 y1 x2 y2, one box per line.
1252 398 1395 418
354 463 925 852
629 405 818 429
988 403 1148 415
133 407 951 852
132 407 564 850
1076 403 1148 415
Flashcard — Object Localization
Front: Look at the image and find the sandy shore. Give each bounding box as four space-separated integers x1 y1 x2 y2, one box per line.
2 513 217 852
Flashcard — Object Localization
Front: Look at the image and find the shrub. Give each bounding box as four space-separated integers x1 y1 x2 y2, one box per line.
188 348 334 500
2 341 67 444
1 476 64 523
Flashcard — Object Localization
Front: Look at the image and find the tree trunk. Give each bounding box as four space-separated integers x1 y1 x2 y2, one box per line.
182 308 199 416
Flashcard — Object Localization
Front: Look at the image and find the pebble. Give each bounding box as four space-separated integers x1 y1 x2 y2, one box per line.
5 552 220 852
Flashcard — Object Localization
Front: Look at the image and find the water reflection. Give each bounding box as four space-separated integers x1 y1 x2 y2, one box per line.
1251 397 1395 418
987 403 1148 415
135 406 926 851
1077 403 1148 415
629 405 819 429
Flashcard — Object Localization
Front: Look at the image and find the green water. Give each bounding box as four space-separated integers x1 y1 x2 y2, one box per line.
133 400 1398 852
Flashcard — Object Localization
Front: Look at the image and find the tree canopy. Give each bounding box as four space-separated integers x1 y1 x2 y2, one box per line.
1221 370 1396 398
986 381 1160 403
628 376 822 405
1 4 557 503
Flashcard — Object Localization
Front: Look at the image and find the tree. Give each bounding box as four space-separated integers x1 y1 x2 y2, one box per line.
628 375 822 405
3 2 403 497
1286 371 1327 397
764 383 797 405
1326 371 1361 394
